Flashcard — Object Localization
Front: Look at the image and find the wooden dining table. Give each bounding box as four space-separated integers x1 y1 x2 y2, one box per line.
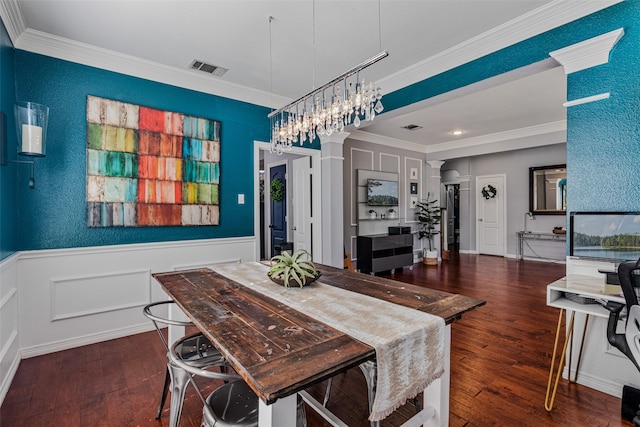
152 262 484 427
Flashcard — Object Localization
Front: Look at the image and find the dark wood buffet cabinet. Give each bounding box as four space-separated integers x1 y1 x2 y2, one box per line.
356 233 413 274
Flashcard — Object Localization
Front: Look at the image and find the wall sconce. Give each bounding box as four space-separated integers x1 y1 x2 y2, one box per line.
0 101 49 189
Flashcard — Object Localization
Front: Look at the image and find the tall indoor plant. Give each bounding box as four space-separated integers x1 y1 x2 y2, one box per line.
416 193 441 265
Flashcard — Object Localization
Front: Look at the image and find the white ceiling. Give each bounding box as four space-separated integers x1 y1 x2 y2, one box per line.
5 1 615 154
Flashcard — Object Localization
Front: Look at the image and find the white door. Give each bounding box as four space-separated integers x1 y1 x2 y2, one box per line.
476 174 506 256
292 157 313 255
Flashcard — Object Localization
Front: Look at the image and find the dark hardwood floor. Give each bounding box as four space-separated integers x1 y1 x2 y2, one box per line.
0 254 634 426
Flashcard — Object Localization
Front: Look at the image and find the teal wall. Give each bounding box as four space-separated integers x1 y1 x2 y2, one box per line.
4 1 639 253
14 51 270 250
0 18 16 260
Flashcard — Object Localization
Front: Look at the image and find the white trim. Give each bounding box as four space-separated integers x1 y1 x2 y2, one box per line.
0 287 16 309
13 28 290 109
20 322 155 359
0 330 17 369
253 142 323 263
350 148 375 227
550 28 625 74
172 258 242 271
49 269 151 321
379 0 623 94
17 236 255 260
2 1 619 109
563 93 610 107
0 350 20 404
320 156 345 161
349 130 427 153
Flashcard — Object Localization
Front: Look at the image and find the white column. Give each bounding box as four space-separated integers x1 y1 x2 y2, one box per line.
320 132 348 268
426 160 445 256
458 175 472 253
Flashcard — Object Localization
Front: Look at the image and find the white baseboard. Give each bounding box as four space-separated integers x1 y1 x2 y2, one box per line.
20 322 155 359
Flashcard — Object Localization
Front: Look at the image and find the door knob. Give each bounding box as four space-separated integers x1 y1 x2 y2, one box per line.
268 224 273 228
292 226 297 230
478 218 483 222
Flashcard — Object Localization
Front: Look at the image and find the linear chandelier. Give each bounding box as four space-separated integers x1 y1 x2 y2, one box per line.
268 51 387 154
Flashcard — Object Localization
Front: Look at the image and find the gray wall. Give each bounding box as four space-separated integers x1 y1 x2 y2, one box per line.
343 139 428 263
441 142 567 258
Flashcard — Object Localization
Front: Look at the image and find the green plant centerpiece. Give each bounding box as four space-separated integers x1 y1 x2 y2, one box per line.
268 249 320 288
415 193 441 265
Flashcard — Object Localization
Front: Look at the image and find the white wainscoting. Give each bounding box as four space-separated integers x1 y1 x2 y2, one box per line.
17 237 255 358
1 236 254 404
0 236 254 404
0 254 20 404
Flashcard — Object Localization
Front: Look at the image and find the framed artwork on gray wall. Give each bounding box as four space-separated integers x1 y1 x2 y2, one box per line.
410 182 418 195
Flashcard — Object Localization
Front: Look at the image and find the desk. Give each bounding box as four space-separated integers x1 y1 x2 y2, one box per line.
544 275 624 411
153 263 484 427
516 231 566 260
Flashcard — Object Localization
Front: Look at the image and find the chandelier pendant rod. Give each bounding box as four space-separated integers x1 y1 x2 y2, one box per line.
268 50 388 119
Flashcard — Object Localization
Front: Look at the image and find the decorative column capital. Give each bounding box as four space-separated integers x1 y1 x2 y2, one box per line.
426 160 445 170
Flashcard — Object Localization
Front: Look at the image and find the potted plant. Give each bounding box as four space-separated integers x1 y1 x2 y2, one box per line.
415 193 441 265
267 249 320 288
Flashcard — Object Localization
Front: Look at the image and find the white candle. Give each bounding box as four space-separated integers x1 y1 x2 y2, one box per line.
22 124 43 154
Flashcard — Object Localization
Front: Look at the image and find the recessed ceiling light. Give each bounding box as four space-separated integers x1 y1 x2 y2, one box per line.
451 130 464 136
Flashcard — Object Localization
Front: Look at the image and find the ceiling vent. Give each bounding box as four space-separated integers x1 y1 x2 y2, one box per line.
402 124 422 131
189 60 228 77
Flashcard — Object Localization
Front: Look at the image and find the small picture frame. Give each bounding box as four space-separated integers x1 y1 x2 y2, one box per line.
410 167 418 180
410 197 418 208
410 182 418 195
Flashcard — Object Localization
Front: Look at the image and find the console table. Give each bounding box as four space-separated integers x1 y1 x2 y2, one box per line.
516 231 566 260
357 233 413 274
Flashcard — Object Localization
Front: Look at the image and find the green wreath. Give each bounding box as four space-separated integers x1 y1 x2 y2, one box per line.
270 178 285 202
482 184 497 200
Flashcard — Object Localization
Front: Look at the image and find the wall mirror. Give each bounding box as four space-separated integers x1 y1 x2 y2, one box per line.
529 164 566 215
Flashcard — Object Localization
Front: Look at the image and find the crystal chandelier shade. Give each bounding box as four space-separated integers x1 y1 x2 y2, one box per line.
268 51 388 154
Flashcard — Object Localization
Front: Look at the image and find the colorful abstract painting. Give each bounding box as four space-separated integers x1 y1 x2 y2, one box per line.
86 96 220 227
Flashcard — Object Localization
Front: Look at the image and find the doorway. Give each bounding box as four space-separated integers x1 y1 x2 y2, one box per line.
444 184 460 253
254 142 323 263
475 174 507 256
268 163 288 257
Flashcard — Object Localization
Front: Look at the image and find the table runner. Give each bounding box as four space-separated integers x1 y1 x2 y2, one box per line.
210 262 445 421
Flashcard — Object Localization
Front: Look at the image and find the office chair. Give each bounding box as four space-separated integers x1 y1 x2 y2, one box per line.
604 259 640 426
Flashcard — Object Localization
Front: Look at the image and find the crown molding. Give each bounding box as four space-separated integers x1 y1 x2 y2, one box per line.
14 28 291 109
0 0 25 45
349 121 566 156
347 130 428 154
550 28 624 74
3 0 622 108
426 120 567 155
379 0 623 94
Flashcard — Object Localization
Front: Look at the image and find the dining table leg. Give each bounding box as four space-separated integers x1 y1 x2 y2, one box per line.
422 324 451 427
258 393 298 427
